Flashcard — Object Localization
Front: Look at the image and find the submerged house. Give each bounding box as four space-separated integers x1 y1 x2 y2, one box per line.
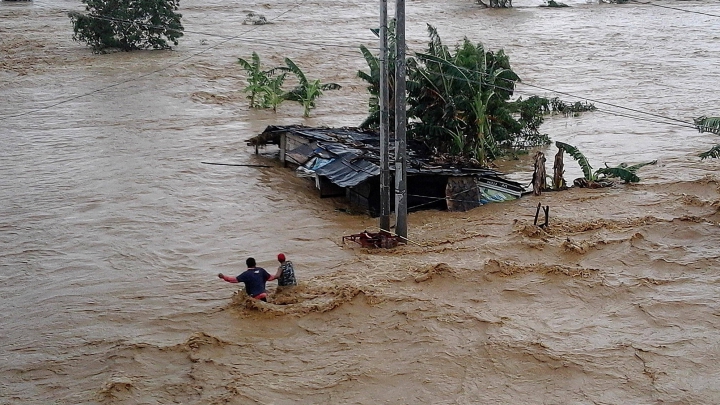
247 125 525 216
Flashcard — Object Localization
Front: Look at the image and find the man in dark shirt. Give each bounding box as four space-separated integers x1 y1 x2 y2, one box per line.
218 257 277 301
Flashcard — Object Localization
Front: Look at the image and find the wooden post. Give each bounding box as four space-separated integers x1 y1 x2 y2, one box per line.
532 151 546 196
552 148 565 190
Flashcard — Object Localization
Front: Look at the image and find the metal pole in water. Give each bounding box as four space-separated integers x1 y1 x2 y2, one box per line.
394 0 407 239
379 0 391 232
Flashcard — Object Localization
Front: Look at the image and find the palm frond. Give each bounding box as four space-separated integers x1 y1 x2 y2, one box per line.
694 116 720 135
357 71 375 85
265 66 289 76
699 145 720 160
283 88 302 102
624 160 657 172
358 45 379 76
237 58 252 71
555 141 593 180
595 167 640 183
425 24 449 60
284 57 307 87
415 53 471 83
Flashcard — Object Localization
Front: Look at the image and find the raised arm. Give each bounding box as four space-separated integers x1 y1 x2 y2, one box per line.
218 273 239 283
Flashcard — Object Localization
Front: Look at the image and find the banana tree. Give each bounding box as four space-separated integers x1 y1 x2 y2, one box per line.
357 20 398 129
596 161 657 183
283 58 341 117
556 141 656 186
359 24 594 164
555 141 595 181
259 72 287 112
407 25 520 164
694 116 720 159
237 52 272 108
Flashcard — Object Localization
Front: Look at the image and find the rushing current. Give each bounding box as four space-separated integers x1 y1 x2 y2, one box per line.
2 0 720 403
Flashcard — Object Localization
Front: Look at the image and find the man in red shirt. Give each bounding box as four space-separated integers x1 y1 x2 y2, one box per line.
218 257 277 301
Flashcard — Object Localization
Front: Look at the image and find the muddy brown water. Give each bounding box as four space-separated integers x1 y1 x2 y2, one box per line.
2 0 720 403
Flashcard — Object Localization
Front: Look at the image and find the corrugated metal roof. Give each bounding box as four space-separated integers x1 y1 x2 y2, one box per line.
251 125 525 193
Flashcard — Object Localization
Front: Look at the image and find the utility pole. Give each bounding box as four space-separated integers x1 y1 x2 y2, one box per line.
394 0 407 239
379 0 390 232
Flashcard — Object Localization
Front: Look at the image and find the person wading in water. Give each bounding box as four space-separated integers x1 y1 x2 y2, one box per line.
274 253 297 289
218 257 277 301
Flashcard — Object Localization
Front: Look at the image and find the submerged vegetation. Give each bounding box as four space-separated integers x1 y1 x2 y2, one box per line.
477 0 513 8
237 54 340 117
283 58 342 118
555 141 656 187
541 0 570 7
694 116 720 159
358 24 596 166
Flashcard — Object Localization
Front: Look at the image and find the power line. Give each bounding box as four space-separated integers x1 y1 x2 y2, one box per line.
630 0 720 19
84 13 364 50
409 48 710 131
0 0 311 122
1 4 711 134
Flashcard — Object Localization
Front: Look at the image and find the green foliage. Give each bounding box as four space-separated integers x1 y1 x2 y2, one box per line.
621 160 658 173
358 24 595 165
236 54 339 116
548 97 596 116
509 96 552 149
357 20 397 129
260 73 288 112
237 52 274 108
555 141 594 181
557 141 656 183
699 145 720 160
596 160 657 183
477 0 513 8
69 0 183 53
283 58 341 117
694 116 720 159
694 116 720 134
594 166 639 183
404 25 525 165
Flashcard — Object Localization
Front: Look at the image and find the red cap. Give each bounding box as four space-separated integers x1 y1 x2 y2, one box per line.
277 253 286 262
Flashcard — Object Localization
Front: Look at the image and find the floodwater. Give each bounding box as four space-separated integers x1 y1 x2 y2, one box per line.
2 0 720 403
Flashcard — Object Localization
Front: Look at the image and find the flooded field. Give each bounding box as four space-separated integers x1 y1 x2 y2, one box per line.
2 0 720 403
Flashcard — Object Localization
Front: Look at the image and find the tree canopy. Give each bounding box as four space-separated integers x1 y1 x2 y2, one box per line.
358 24 594 165
69 0 184 53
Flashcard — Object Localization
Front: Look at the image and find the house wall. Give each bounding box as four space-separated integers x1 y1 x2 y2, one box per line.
445 176 480 212
349 175 451 216
348 178 381 216
408 175 449 212
318 176 345 198
281 133 314 167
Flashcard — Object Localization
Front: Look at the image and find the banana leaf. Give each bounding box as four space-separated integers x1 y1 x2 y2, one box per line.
555 141 593 180
700 145 720 160
595 167 640 183
694 116 720 135
623 160 657 172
